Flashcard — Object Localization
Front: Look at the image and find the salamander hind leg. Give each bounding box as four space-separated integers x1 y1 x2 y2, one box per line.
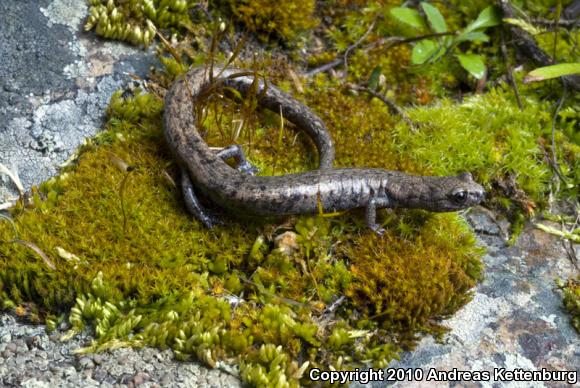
180 168 223 228
365 196 390 236
214 145 259 175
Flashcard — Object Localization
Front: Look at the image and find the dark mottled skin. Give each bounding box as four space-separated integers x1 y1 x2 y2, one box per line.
164 67 485 233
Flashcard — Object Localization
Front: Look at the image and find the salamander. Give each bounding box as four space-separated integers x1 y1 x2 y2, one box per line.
163 66 485 234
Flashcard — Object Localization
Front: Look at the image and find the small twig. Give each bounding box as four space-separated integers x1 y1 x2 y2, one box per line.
350 85 417 132
500 29 523 111
305 58 343 77
530 18 580 29
324 295 346 314
561 209 579 270
304 32 455 77
540 144 567 188
119 172 134 234
535 223 580 243
109 154 136 234
550 83 567 182
343 18 377 80
154 29 181 64
552 1 561 61
12 239 56 270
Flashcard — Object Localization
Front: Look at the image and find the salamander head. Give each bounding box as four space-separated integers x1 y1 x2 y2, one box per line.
413 172 485 212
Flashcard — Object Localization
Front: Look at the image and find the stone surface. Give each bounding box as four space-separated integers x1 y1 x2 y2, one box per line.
0 0 156 205
0 314 241 387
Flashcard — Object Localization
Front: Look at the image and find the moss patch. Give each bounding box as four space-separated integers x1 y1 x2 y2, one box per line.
558 276 580 333
219 0 318 42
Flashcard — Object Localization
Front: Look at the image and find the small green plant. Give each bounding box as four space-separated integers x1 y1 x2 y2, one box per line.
390 3 501 79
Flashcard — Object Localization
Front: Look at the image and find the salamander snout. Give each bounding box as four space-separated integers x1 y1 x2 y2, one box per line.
448 172 485 208
472 189 485 202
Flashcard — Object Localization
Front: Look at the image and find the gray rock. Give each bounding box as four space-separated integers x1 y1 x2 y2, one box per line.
5 342 17 354
133 371 151 385
92 353 104 365
78 356 95 370
0 0 157 204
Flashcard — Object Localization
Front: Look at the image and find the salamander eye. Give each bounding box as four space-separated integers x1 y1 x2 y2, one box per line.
451 190 468 204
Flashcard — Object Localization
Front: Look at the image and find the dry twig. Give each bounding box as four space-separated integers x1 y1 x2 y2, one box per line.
349 84 417 132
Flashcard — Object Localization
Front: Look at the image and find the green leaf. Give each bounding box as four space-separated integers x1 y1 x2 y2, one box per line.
390 7 426 29
455 31 489 43
368 66 382 91
465 5 501 32
523 63 580 83
412 39 439 64
421 2 447 33
456 54 486 79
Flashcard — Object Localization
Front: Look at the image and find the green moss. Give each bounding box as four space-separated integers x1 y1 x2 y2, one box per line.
219 0 318 42
346 212 483 335
85 0 319 47
393 88 577 210
558 277 580 333
85 0 215 47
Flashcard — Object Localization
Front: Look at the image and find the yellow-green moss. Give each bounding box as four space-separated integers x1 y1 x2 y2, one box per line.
85 0 188 47
219 0 318 42
558 276 580 333
346 212 483 335
85 0 319 47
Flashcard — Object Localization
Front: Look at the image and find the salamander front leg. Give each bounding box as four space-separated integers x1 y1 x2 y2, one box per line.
180 168 222 228
213 145 259 175
365 196 390 235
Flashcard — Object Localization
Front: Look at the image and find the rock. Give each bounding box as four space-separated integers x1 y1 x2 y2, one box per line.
159 372 172 385
118 372 134 384
5 342 17 354
57 321 71 332
78 356 94 370
132 371 150 385
0 0 157 202
92 354 104 365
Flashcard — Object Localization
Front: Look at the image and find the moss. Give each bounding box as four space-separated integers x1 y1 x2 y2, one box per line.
84 0 216 47
218 0 318 43
85 0 319 47
392 88 577 211
345 212 483 336
558 277 580 333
